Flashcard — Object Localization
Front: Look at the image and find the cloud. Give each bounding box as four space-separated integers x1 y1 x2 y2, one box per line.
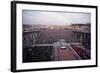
22 10 91 25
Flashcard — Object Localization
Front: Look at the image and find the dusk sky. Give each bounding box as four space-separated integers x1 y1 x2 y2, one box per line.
22 10 91 25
